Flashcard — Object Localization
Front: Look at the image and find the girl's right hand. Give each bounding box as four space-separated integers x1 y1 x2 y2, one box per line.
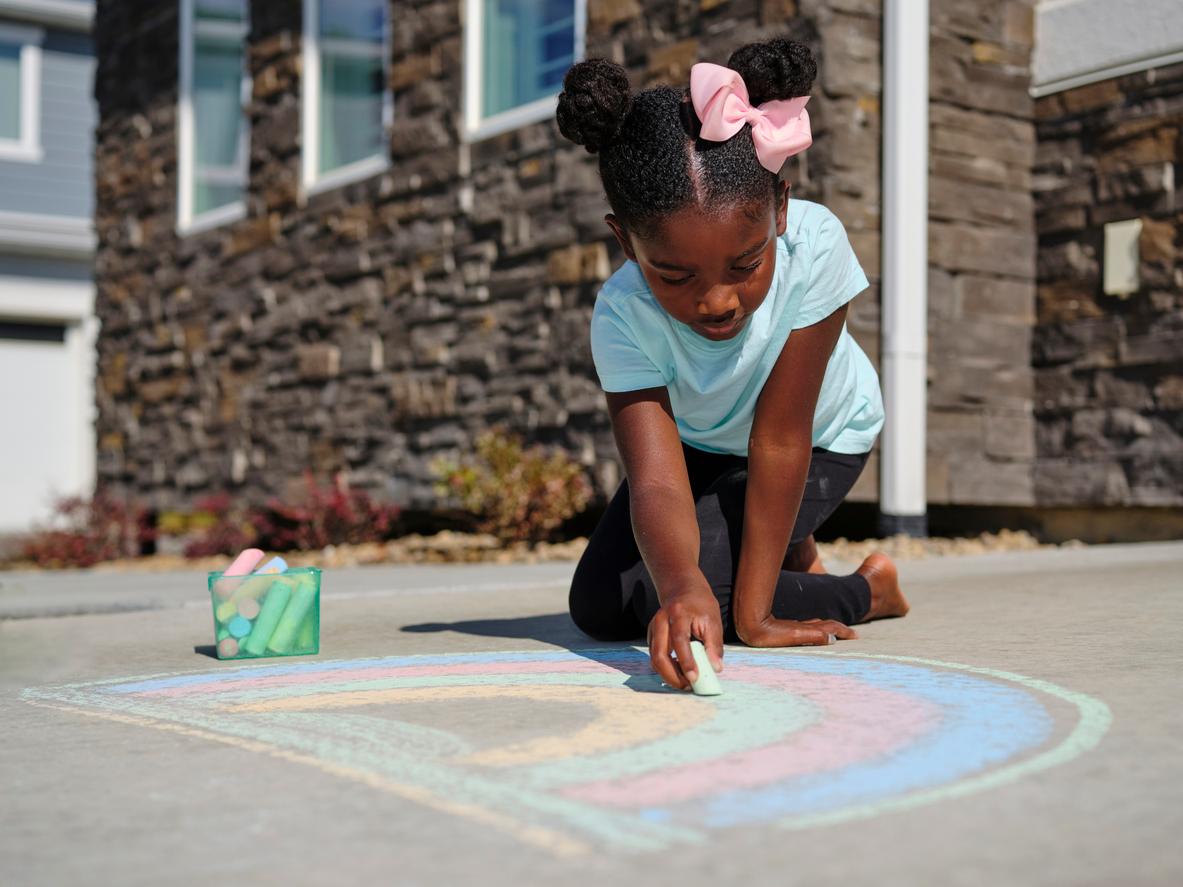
647 574 725 690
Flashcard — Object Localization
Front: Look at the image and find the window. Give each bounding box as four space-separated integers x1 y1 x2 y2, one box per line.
0 23 43 162
302 0 391 192
464 0 585 141
178 0 249 232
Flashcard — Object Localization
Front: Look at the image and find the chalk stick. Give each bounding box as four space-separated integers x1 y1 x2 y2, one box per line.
216 626 229 642
255 555 287 575
228 615 252 639
229 556 289 604
266 575 317 654
214 600 237 622
296 609 316 652
242 581 292 656
688 640 722 696
236 597 260 620
212 548 265 599
217 637 239 658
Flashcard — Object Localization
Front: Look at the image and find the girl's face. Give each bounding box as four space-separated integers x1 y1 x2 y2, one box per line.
606 181 790 341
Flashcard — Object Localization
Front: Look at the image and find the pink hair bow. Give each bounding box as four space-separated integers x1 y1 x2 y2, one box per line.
689 62 812 173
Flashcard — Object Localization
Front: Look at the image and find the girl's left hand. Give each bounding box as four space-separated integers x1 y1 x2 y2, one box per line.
742 616 858 648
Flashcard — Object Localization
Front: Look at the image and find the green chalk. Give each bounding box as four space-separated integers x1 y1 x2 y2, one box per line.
266 575 317 654
688 640 722 696
215 599 237 622
242 581 292 656
296 609 316 652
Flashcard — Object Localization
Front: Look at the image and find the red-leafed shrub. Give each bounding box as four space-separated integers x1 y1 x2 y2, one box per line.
180 474 401 556
250 472 401 552
431 429 593 545
20 492 154 568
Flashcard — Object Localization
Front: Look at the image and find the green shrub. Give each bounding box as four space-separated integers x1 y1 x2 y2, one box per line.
432 429 592 545
181 492 260 558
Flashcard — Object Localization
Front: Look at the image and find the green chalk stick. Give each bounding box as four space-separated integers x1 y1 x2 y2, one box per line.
296 608 316 652
242 581 292 656
215 600 237 623
688 640 722 696
216 626 229 642
266 576 317 654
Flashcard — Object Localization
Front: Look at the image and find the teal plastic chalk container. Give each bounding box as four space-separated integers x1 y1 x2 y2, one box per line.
208 566 320 660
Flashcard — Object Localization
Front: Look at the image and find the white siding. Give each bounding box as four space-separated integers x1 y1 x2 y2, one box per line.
0 255 95 533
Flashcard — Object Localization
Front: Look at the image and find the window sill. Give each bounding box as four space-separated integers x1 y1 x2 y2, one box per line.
0 142 43 163
177 200 247 236
465 94 559 143
304 154 389 197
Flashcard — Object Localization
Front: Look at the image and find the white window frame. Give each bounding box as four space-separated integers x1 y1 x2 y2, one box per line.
177 0 250 234
463 0 586 142
0 22 44 162
301 0 393 195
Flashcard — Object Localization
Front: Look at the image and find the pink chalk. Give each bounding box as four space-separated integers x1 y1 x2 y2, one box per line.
217 637 240 658
212 549 265 599
562 666 940 807
237 597 260 620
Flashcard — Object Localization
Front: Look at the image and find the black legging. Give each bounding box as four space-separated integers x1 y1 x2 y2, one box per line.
568 442 873 642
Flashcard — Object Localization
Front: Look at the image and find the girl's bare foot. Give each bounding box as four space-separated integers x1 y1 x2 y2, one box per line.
856 553 910 622
785 534 828 575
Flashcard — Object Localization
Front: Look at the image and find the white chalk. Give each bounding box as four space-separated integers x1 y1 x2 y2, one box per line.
688 640 722 696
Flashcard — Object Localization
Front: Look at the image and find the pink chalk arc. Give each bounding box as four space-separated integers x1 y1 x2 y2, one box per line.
20 649 1111 854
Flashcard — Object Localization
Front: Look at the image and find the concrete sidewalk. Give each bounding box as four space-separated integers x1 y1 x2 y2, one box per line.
2 542 1181 885
0 560 580 620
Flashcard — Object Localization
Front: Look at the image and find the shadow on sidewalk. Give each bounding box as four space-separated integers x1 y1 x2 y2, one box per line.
401 613 666 693
402 612 594 647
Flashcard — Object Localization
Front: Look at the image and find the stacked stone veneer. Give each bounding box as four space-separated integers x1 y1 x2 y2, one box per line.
920 1 1039 509
1033 63 1183 507
92 0 1039 517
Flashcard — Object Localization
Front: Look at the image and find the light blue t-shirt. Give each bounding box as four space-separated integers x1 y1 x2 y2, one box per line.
589 199 885 456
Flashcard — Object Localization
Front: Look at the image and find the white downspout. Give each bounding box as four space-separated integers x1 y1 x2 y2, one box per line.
879 0 930 537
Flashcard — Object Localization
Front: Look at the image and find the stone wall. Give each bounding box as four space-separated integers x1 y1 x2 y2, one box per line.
92 0 1040 519
1032 62 1183 507
921 1 1038 509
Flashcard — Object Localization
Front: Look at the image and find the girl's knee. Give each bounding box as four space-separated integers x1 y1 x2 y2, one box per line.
568 567 644 642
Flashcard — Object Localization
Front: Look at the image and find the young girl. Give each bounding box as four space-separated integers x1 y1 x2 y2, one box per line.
557 38 910 691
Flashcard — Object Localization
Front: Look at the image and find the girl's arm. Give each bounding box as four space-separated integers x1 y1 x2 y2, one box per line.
732 304 858 647
606 387 725 687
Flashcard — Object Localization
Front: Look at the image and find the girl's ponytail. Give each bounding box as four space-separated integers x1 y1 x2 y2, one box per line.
726 38 817 106
556 59 633 154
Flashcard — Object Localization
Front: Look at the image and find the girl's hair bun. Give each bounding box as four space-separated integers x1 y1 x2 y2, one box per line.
727 38 817 107
556 59 633 154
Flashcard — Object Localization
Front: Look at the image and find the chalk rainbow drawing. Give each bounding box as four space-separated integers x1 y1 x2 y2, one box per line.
22 649 1111 857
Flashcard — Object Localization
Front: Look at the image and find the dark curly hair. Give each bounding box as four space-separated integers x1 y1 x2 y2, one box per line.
556 38 817 240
